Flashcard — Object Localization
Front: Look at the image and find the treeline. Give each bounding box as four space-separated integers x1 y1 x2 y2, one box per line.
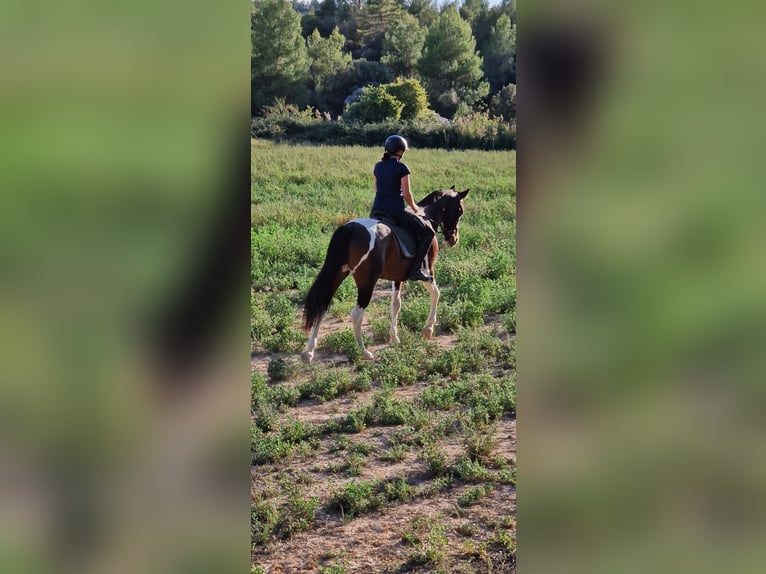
251 0 516 149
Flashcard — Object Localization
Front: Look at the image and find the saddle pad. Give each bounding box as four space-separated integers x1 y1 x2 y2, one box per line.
354 213 416 258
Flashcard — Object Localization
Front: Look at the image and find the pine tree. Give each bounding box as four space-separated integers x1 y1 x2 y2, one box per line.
482 13 515 92
380 12 426 78
417 6 488 117
307 27 352 91
251 0 310 113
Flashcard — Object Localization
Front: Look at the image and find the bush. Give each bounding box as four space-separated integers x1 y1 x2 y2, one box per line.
383 78 431 120
251 116 515 151
343 85 405 123
489 83 516 122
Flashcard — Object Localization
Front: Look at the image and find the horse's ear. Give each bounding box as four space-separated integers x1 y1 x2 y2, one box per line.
450 185 455 190
459 189 469 199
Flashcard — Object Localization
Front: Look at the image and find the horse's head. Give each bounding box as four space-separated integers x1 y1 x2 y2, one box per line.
420 187 470 247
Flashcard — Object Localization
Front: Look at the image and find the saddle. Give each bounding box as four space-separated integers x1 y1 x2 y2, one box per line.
368 210 417 258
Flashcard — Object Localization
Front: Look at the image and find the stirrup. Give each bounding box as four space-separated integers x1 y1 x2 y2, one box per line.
409 269 433 282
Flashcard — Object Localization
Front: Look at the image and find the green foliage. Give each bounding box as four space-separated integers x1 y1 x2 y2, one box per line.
382 78 431 121
267 357 300 382
407 519 448 565
418 6 489 118
278 494 321 538
356 0 404 61
482 14 516 92
419 443 448 476
307 27 351 91
457 484 492 506
251 0 309 113
330 480 384 518
343 85 404 123
251 500 278 545
252 116 514 149
318 59 395 117
452 455 492 482
381 13 426 77
384 477 414 502
489 82 516 122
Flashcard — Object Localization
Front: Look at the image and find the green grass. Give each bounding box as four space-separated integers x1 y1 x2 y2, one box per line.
251 139 515 354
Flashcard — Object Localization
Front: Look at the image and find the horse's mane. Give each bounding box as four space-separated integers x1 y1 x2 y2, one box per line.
417 187 456 207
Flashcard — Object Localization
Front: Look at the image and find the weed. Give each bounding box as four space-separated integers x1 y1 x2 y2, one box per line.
277 495 320 539
419 443 448 477
379 443 409 463
330 435 350 452
498 466 516 485
490 529 515 553
457 485 492 507
267 384 300 410
452 456 492 483
456 522 479 537
251 500 278 545
408 520 448 566
463 428 497 464
330 480 383 519
344 453 367 476
267 357 299 382
383 477 413 502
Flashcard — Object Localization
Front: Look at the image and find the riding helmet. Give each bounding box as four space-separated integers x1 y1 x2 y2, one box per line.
384 135 408 155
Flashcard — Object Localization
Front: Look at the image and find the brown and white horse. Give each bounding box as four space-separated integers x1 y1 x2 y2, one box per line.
301 187 469 364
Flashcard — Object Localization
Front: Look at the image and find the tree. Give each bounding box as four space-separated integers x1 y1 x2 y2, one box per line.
482 13 515 92
417 6 488 117
409 0 440 27
489 83 515 121
459 0 488 25
307 27 352 92
380 13 426 78
356 0 406 61
382 78 431 120
251 0 310 113
343 85 404 123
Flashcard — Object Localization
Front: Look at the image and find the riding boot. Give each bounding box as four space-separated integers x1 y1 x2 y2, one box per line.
408 238 433 282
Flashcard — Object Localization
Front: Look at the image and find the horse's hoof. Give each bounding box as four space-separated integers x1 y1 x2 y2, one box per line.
301 351 314 365
421 327 434 340
390 336 401 345
362 350 375 361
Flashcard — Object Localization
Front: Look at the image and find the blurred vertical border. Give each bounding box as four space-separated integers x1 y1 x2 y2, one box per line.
519 1 766 573
0 1 250 573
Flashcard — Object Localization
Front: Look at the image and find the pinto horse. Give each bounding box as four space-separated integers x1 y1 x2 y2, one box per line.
301 187 469 364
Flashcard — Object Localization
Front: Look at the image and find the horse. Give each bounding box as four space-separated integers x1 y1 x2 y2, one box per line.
301 186 469 364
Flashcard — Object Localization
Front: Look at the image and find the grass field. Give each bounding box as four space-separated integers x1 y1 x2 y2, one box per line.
251 139 516 573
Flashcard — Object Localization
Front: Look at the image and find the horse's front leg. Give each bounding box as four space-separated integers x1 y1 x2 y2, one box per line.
421 279 440 339
390 281 402 344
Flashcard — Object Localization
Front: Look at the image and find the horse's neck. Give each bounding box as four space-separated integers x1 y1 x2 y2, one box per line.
424 198 443 226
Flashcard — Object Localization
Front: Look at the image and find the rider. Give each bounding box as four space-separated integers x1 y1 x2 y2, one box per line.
371 135 435 282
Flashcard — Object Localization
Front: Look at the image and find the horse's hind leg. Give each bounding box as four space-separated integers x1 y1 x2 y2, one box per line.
421 279 440 339
390 281 402 344
301 320 322 364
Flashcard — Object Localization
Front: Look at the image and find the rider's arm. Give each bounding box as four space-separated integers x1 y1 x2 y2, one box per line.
400 175 422 214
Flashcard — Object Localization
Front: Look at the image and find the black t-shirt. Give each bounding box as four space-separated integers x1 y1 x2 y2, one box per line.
372 158 411 213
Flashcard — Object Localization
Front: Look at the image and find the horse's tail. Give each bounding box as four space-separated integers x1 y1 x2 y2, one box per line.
303 224 352 332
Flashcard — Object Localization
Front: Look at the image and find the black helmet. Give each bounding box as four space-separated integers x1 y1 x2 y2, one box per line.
384 135 408 155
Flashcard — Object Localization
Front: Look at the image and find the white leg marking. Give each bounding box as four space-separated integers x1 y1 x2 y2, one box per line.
301 321 321 364
390 282 401 345
421 280 440 339
351 305 374 360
